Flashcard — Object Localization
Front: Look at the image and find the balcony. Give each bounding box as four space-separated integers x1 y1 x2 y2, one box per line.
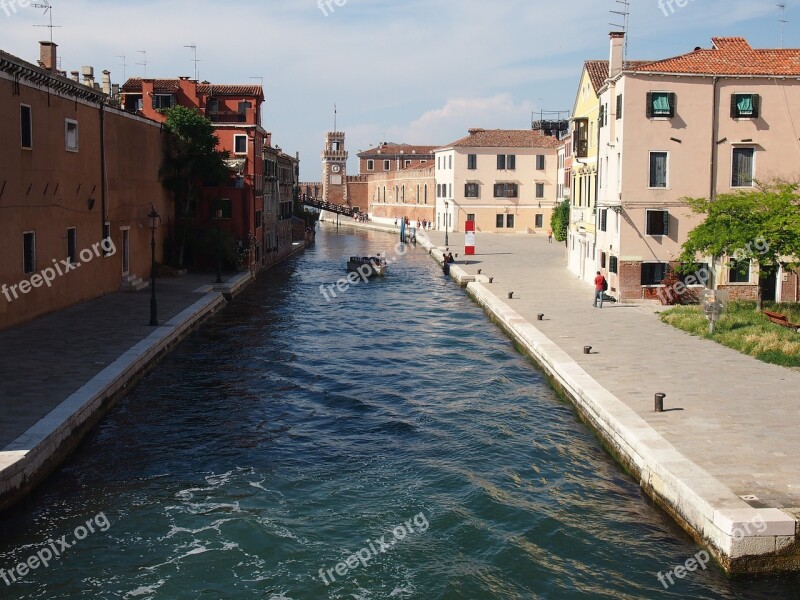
208 110 248 123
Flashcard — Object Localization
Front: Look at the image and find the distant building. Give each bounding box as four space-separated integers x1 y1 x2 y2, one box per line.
121 77 269 270
0 43 171 329
434 129 560 234
357 143 436 175
597 34 800 302
367 164 436 225
263 140 301 263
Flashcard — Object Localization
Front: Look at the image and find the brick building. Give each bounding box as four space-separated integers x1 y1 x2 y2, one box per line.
367 164 436 224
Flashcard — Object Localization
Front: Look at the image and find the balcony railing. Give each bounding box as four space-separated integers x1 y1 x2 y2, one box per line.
208 111 248 123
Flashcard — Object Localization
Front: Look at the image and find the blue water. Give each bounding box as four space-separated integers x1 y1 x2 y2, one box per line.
0 225 797 599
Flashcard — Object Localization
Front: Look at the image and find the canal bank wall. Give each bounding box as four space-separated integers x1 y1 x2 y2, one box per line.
321 218 799 575
0 244 306 513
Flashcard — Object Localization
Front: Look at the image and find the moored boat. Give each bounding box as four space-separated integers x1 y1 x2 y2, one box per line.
346 256 388 277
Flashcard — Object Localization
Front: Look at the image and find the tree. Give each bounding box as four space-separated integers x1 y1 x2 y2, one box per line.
679 181 800 311
160 106 230 267
550 200 570 243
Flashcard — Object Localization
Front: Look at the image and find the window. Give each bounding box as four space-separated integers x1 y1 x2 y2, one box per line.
731 93 760 119
383 160 390 171
535 214 544 228
217 198 233 219
464 183 480 198
600 252 607 269
507 214 515 228
20 104 32 149
732 147 755 187
23 231 35 274
448 184 452 198
535 183 545 198
679 263 711 287
599 209 608 232
649 152 668 188
424 184 428 204
67 228 77 264
609 256 618 274
255 210 263 228
367 159 374 171
646 209 670 236
497 154 506 170
152 94 175 110
493 183 518 198
508 155 516 170
331 141 340 151
598 105 605 128
468 154 477 170
646 92 676 118
401 185 405 202
641 262 668 286
234 135 247 155
573 118 588 158
467 214 475 222
103 222 112 256
405 160 411 168
496 214 505 228
65 119 79 152
448 155 452 169
536 155 545 170
616 94 623 119
729 259 751 283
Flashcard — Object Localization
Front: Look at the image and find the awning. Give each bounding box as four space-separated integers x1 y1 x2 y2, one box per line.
224 158 247 174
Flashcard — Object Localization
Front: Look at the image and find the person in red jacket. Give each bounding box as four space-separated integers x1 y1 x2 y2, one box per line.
593 271 607 308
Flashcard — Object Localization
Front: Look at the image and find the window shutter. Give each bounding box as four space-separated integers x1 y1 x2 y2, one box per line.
616 94 623 119
663 211 670 236
509 155 516 170
752 94 761 118
669 93 677 118
730 94 739 119
646 92 654 118
599 105 605 128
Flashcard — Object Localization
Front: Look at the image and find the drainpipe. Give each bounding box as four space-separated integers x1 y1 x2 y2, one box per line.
100 102 107 249
709 76 720 289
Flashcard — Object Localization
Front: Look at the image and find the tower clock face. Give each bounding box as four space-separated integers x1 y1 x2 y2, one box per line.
331 164 341 173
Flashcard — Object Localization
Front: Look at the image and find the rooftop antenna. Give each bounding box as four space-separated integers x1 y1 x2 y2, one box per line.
333 104 337 132
31 1 60 44
116 55 128 82
778 3 787 48
610 0 630 63
136 50 148 78
183 44 199 80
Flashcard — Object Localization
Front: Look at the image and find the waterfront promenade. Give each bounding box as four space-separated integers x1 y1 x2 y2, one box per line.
321 216 799 572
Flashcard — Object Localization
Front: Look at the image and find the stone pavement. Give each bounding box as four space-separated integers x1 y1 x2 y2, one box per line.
0 273 237 448
424 229 800 513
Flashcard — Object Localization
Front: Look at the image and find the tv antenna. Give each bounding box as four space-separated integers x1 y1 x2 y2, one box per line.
32 1 61 44
778 4 787 48
610 0 630 63
333 103 337 132
116 55 128 82
136 50 148 78
184 44 200 80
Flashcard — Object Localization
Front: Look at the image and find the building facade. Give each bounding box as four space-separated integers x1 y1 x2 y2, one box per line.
1 43 171 329
367 165 436 224
596 35 800 302
357 143 436 175
434 129 559 235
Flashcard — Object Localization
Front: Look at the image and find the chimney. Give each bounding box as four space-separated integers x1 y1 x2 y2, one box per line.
39 41 58 73
609 31 625 79
82 66 95 88
102 70 111 95
70 71 79 82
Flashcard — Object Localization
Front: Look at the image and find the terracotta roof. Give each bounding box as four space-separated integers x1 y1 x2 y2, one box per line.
628 37 800 76
585 61 609 93
121 78 263 97
443 129 561 149
358 144 437 158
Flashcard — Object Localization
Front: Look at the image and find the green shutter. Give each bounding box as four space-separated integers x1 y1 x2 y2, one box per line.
752 94 761 118
646 92 654 118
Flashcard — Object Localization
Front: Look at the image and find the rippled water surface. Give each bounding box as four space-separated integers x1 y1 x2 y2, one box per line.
1 225 797 599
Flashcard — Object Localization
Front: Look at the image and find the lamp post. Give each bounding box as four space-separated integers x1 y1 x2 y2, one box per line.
215 207 223 284
444 200 449 247
148 206 160 326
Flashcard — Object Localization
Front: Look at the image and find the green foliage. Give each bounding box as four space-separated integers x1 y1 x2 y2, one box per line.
661 301 800 367
550 200 570 243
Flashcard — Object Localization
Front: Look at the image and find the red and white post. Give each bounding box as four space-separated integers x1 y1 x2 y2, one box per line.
465 220 476 256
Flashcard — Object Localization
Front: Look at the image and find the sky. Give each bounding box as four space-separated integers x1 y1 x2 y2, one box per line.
1 0 797 180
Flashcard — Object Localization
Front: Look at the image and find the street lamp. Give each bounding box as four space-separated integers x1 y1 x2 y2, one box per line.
148 206 160 326
444 200 449 247
215 206 223 284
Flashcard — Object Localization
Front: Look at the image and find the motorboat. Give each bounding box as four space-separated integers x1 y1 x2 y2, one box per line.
346 256 388 277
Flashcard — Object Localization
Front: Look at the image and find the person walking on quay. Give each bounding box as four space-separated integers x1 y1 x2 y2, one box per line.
593 271 607 308
547 228 554 243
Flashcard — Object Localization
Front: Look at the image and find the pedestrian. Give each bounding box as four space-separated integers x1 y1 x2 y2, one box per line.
593 271 607 308
547 228 554 243
394 219 398 227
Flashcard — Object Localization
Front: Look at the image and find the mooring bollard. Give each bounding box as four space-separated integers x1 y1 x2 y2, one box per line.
508 292 514 299
584 346 592 354
538 314 544 321
478 269 482 275
489 278 494 283
655 393 666 413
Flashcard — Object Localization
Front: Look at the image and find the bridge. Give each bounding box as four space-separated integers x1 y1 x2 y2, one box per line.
302 196 357 217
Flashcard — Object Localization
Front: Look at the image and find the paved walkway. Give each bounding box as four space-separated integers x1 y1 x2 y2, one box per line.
0 273 238 448
422 229 800 513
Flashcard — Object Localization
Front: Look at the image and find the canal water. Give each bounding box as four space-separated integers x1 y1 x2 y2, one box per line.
0 225 797 599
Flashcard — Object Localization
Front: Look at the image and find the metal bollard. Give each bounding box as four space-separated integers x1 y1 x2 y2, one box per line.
489 277 494 283
538 314 544 321
508 292 514 299
584 346 592 354
655 393 666 413
478 269 482 275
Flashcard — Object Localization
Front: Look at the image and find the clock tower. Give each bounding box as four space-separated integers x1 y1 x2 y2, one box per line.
322 131 348 205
